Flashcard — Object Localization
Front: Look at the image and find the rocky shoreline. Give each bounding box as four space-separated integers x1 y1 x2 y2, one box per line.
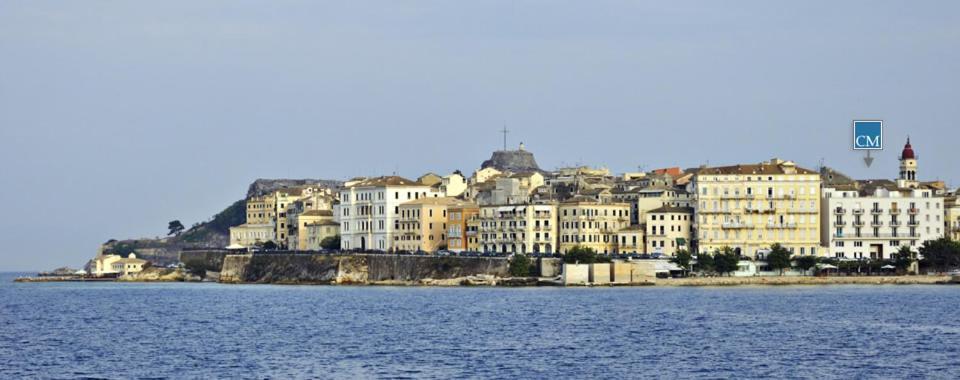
16 272 959 287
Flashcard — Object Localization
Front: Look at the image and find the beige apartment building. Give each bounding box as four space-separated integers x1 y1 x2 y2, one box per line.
616 227 644 254
287 209 335 250
304 220 340 251
645 206 694 256
693 158 822 258
558 199 631 254
396 197 465 253
945 194 960 241
228 223 276 248
478 203 558 255
446 202 480 252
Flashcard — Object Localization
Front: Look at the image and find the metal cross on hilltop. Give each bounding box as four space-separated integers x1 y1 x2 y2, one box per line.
500 126 509 151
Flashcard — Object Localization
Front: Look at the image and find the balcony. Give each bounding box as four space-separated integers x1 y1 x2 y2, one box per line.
833 221 847 227
889 208 900 215
853 209 865 215
908 208 920 215
871 221 883 227
853 220 865 227
834 233 920 240
889 220 901 227
721 222 753 229
833 208 846 214
766 222 797 229
908 220 920 226
871 208 884 214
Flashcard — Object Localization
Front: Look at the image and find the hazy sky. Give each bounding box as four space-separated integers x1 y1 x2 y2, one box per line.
1 1 958 271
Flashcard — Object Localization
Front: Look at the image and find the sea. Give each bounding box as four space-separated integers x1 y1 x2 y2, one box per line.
2 272 960 379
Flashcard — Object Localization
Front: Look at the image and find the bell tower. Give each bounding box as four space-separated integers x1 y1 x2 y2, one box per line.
897 137 918 189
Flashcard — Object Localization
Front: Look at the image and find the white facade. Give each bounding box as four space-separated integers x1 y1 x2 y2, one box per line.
822 186 943 259
339 177 441 251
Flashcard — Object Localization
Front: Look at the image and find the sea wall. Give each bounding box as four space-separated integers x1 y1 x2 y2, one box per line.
180 250 231 274
218 254 510 285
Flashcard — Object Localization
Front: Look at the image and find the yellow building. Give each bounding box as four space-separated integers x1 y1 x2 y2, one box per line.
111 254 149 276
304 220 340 251
693 158 822 258
446 202 480 252
396 197 465 253
645 206 693 256
246 193 277 225
228 223 276 248
287 209 335 250
243 186 334 247
558 198 631 255
946 194 960 241
478 203 558 255
91 253 124 277
616 226 644 254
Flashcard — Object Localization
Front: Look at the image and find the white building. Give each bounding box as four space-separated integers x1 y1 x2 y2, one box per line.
821 139 944 259
339 176 441 251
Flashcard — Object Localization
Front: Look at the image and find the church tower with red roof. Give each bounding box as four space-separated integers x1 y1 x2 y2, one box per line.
897 137 919 189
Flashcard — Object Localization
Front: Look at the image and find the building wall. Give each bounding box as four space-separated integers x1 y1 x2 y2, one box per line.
558 202 631 254
304 223 340 251
229 223 277 248
945 197 960 241
616 229 644 254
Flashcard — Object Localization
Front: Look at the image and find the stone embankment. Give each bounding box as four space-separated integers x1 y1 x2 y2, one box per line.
218 254 510 285
657 275 955 287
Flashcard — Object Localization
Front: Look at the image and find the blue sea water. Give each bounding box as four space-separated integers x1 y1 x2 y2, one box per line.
2 272 960 379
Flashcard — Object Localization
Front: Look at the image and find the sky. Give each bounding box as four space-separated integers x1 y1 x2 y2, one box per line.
1 1 958 271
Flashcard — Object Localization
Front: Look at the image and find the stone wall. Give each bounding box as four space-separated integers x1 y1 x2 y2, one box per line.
217 254 509 285
180 250 231 275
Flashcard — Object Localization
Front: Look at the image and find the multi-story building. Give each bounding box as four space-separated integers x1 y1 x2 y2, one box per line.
558 198 631 254
446 202 480 252
822 140 944 259
693 158 822 258
246 193 277 224
944 193 960 241
478 203 558 255
396 197 465 253
287 209 335 250
228 223 276 248
339 176 441 251
304 220 340 251
616 226 644 254
645 206 694 256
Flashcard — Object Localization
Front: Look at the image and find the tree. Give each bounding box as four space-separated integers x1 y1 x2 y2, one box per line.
920 238 960 273
714 247 740 277
766 243 792 276
260 241 278 250
509 254 533 277
320 235 341 250
671 249 693 277
563 245 599 264
696 252 715 274
167 220 185 236
793 255 818 275
893 245 916 273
